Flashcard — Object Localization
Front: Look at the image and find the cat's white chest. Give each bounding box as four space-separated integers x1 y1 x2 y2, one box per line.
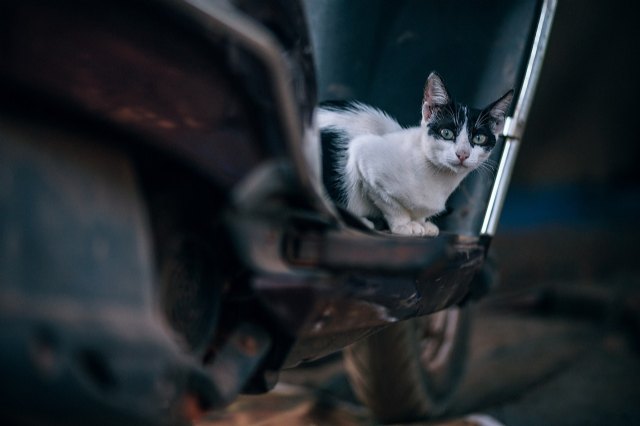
347 130 464 221
393 164 453 219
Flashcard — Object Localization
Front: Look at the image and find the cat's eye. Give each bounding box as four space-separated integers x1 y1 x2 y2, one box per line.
473 134 488 145
439 128 455 140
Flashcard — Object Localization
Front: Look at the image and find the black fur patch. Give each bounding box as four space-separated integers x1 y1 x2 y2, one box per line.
427 103 498 150
320 127 348 204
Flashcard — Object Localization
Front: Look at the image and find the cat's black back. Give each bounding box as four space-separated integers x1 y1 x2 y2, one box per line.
319 100 355 205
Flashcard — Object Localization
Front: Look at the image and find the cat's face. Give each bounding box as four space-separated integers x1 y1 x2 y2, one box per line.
421 72 513 174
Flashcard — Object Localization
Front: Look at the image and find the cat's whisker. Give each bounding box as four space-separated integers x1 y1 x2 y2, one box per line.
475 111 489 128
474 161 498 179
475 111 494 129
482 159 498 170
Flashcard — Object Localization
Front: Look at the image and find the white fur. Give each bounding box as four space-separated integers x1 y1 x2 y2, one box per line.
344 127 473 236
317 102 402 138
318 102 497 237
464 414 506 426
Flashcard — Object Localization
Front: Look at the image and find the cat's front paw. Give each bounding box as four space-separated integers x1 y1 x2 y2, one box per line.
391 221 439 237
422 221 439 237
360 217 375 229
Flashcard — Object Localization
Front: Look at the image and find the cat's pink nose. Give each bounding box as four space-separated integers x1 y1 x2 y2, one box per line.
456 152 469 163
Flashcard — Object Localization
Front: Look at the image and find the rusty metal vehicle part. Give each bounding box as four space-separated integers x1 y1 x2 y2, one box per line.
0 116 218 425
0 0 556 423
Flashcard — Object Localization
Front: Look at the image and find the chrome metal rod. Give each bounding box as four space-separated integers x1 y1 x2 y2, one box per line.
480 0 557 236
481 138 520 235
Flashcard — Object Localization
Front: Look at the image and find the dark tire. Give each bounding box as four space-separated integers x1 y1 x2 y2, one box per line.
343 307 470 423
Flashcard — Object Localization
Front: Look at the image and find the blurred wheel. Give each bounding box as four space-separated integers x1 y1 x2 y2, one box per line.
343 307 469 423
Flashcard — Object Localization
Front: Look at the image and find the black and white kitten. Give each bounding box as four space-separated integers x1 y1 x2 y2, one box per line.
319 72 513 236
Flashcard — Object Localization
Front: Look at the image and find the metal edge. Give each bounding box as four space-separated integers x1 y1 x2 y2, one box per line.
165 0 336 218
480 0 557 236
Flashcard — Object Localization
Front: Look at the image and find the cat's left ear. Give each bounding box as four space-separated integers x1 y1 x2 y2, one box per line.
422 72 450 123
485 89 514 135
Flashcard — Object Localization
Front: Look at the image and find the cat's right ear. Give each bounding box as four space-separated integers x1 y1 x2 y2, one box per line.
422 72 450 123
486 89 514 135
